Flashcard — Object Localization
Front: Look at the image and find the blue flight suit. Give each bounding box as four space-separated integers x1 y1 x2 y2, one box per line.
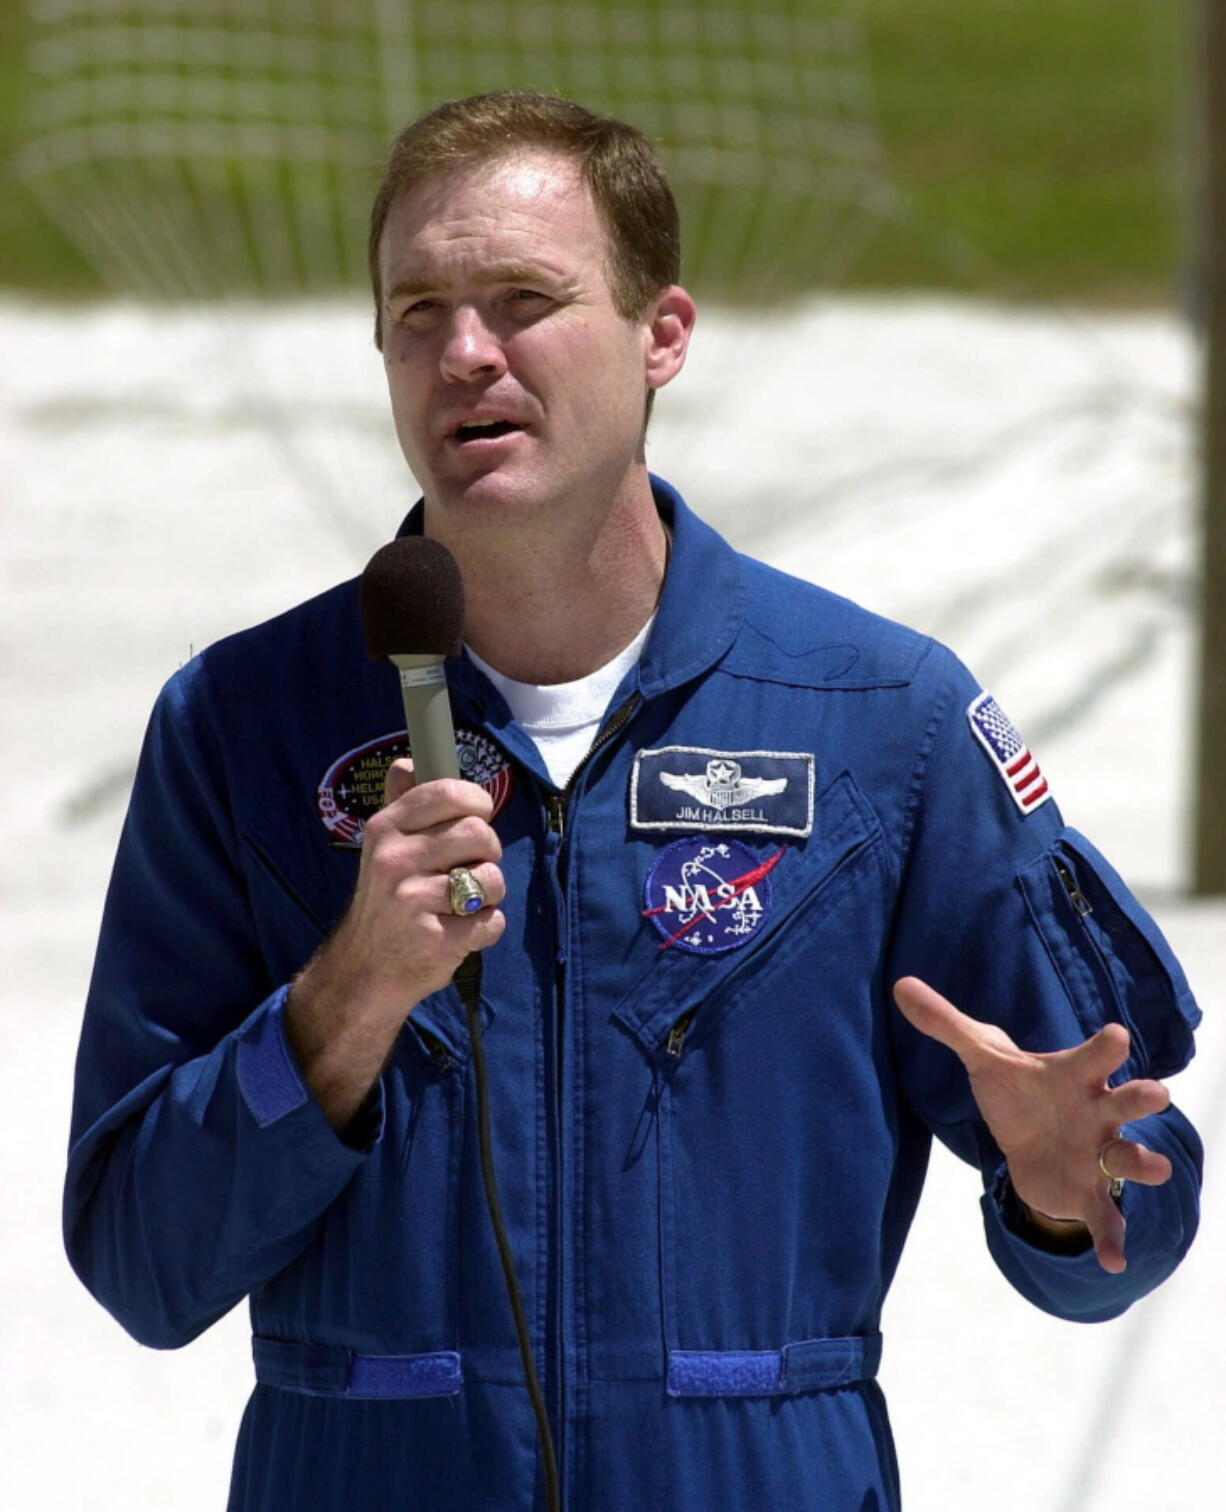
65 478 1202 1510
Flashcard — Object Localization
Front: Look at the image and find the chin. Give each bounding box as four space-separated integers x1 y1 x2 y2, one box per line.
432 467 553 518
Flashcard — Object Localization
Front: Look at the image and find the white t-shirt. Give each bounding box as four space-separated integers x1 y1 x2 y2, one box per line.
465 616 654 790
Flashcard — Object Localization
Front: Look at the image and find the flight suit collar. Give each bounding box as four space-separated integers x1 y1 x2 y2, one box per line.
391 473 744 710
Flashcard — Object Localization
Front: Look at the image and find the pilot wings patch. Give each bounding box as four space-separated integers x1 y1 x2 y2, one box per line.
630 747 814 837
659 759 788 810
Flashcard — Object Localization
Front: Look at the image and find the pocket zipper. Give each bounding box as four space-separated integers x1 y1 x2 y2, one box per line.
1055 858 1093 917
413 1023 455 1075
1051 849 1142 1070
664 1010 696 1058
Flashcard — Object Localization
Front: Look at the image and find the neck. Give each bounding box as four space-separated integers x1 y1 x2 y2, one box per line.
426 472 668 685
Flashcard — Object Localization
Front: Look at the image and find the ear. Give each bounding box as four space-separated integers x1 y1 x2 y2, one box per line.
642 285 697 392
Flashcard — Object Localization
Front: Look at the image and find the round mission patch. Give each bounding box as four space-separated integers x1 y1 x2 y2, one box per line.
317 728 513 845
641 835 782 954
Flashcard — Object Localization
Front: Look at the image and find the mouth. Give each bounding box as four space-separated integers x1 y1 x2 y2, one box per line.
450 418 526 446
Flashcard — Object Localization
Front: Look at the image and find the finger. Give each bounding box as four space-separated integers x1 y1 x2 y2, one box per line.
420 812 504 870
437 904 507 953
1099 1136 1173 1189
892 977 1009 1069
360 818 501 907
1105 1075 1171 1125
1085 1183 1128 1274
383 757 416 806
1073 1020 1132 1083
429 861 506 917
380 775 495 832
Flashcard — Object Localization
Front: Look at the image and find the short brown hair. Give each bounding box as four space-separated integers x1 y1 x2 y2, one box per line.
368 90 681 350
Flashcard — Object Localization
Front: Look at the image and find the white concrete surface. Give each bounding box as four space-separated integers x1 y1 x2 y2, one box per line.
3 295 1219 1510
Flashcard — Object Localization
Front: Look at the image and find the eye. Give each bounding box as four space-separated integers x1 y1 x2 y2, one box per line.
392 298 441 327
507 288 551 310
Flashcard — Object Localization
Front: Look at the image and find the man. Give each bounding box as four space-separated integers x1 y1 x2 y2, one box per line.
66 92 1202 1511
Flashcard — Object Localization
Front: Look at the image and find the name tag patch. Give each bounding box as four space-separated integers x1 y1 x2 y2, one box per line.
643 837 784 953
317 727 512 846
630 747 814 837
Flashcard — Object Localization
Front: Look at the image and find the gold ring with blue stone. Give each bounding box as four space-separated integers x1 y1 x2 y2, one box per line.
449 867 487 916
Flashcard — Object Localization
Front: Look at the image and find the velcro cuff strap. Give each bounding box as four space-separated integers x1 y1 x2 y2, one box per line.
666 1331 882 1397
236 992 309 1127
253 1337 462 1399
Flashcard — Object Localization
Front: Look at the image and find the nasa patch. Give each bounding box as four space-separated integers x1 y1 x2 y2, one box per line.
642 836 784 954
630 746 814 837
317 727 513 845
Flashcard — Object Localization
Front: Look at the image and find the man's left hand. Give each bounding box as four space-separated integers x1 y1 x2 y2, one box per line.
893 976 1173 1273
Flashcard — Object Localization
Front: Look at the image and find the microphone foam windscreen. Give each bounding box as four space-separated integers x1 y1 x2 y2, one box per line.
360 537 466 659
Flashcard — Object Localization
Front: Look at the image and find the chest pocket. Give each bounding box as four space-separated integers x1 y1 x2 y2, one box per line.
1017 827 1200 1080
611 772 883 1057
613 774 896 1372
239 815 359 986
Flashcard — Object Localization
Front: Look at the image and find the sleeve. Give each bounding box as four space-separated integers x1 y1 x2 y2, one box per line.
886 648 1203 1322
64 662 382 1349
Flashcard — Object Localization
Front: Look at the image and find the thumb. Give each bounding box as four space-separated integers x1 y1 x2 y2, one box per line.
1075 1019 1131 1082
383 756 417 807
893 976 1001 1068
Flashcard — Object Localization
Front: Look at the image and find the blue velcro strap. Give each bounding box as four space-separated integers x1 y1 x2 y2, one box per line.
348 1353 461 1398
666 1332 882 1398
236 992 309 1127
253 1337 462 1399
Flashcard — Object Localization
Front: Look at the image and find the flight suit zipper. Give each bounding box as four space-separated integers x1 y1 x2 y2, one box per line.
540 692 641 1507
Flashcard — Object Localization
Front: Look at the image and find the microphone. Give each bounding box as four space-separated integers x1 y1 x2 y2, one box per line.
358 534 562 1508
360 536 465 782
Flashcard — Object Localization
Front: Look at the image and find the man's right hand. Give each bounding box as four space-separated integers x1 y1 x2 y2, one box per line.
284 759 506 1129
331 757 507 1006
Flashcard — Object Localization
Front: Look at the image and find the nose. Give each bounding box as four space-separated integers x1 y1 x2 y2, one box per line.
439 305 507 383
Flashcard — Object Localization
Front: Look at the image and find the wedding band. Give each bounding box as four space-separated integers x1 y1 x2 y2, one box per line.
449 867 487 916
1098 1138 1126 1200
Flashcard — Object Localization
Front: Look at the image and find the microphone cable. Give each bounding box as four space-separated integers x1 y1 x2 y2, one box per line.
359 536 559 1506
454 951 561 1512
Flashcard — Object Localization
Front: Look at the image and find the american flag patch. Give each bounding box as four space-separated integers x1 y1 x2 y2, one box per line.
966 692 1051 813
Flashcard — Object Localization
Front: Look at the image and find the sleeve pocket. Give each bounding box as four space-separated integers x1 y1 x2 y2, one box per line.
1017 827 1200 1080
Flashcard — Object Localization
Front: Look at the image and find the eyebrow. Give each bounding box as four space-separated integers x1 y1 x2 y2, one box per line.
384 264 566 302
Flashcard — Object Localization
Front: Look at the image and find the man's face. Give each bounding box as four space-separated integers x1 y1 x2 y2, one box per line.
377 150 665 524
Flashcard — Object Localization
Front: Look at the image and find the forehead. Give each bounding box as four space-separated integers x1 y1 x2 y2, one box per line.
378 150 610 288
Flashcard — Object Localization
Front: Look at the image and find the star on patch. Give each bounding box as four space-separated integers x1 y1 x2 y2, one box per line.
966 691 1051 814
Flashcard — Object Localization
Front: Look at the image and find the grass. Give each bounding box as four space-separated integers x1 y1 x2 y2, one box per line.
0 0 1189 304
854 0 1187 301
0 5 98 294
